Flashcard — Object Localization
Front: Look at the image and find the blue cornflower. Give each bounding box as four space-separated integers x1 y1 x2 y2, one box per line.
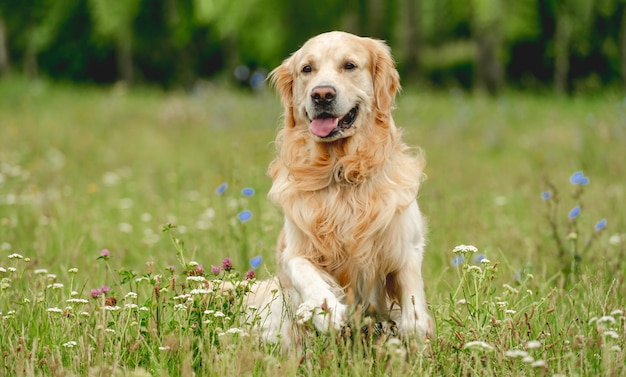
237 210 252 222
570 171 589 185
451 255 465 266
215 182 228 195
250 256 263 269
594 218 607 231
568 206 581 220
241 187 255 196
541 191 551 201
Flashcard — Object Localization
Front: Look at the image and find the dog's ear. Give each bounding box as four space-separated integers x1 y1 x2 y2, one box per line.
268 58 296 128
368 39 400 125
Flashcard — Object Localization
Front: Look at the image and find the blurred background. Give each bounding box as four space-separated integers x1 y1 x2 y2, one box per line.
1 0 625 94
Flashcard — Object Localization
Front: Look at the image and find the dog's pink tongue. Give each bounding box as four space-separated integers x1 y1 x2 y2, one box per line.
310 117 338 137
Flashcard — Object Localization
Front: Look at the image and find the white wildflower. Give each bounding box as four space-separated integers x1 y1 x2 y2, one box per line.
522 355 534 363
68 268 78 274
174 304 186 311
463 341 494 351
139 306 149 312
598 316 616 324
47 307 63 313
34 269 48 275
467 265 482 274
456 298 467 305
79 311 90 317
105 328 116 334
125 292 138 299
452 245 478 254
186 276 206 283
66 298 89 304
480 258 491 265
204 309 215 315
102 171 121 186
531 360 546 368
225 328 248 336
158 346 170 351
119 198 133 209
496 301 508 309
213 311 225 318
8 267 16 272
610 309 623 316
48 283 64 289
118 222 133 233
526 340 542 349
188 261 199 267
62 341 77 348
124 303 138 310
504 349 529 358
505 309 517 314
190 288 213 295
610 345 621 352
46 274 56 280
8 253 24 259
608 234 622 246
494 196 507 206
603 331 619 340
0 267 6 273
105 305 121 311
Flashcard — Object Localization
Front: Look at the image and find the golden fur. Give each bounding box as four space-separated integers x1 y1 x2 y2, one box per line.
247 31 433 350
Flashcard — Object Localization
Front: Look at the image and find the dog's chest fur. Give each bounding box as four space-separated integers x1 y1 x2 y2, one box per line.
272 159 419 292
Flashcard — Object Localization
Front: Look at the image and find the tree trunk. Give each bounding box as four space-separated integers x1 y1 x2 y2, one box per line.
404 0 420 80
472 0 504 95
554 14 571 94
0 17 10 76
621 6 626 92
24 45 38 79
475 26 503 95
116 36 134 84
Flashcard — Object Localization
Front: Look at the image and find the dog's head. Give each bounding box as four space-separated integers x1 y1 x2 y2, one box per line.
269 31 400 142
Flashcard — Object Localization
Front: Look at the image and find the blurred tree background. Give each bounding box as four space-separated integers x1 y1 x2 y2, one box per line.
0 0 625 94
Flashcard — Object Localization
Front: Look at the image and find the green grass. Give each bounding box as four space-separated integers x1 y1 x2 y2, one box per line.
1 77 625 376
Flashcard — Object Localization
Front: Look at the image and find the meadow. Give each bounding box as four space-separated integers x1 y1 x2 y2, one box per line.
0 77 624 376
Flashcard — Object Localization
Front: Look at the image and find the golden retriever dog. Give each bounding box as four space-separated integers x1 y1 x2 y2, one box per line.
245 31 433 350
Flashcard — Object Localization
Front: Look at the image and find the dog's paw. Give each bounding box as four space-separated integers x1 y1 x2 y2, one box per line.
397 310 434 341
296 299 347 333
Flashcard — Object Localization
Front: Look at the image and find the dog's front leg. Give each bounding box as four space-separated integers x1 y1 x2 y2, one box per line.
395 202 434 340
284 256 348 332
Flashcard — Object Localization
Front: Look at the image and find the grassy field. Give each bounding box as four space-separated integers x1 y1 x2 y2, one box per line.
0 77 625 376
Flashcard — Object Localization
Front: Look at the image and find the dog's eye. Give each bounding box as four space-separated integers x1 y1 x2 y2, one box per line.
344 62 356 70
302 65 312 73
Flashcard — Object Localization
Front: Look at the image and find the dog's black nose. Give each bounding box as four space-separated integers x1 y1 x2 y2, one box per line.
311 85 336 105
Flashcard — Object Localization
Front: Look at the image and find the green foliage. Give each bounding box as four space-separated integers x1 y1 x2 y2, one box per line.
0 0 624 89
88 0 141 40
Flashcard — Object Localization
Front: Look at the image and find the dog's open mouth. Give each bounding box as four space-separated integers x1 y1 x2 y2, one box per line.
309 106 358 138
